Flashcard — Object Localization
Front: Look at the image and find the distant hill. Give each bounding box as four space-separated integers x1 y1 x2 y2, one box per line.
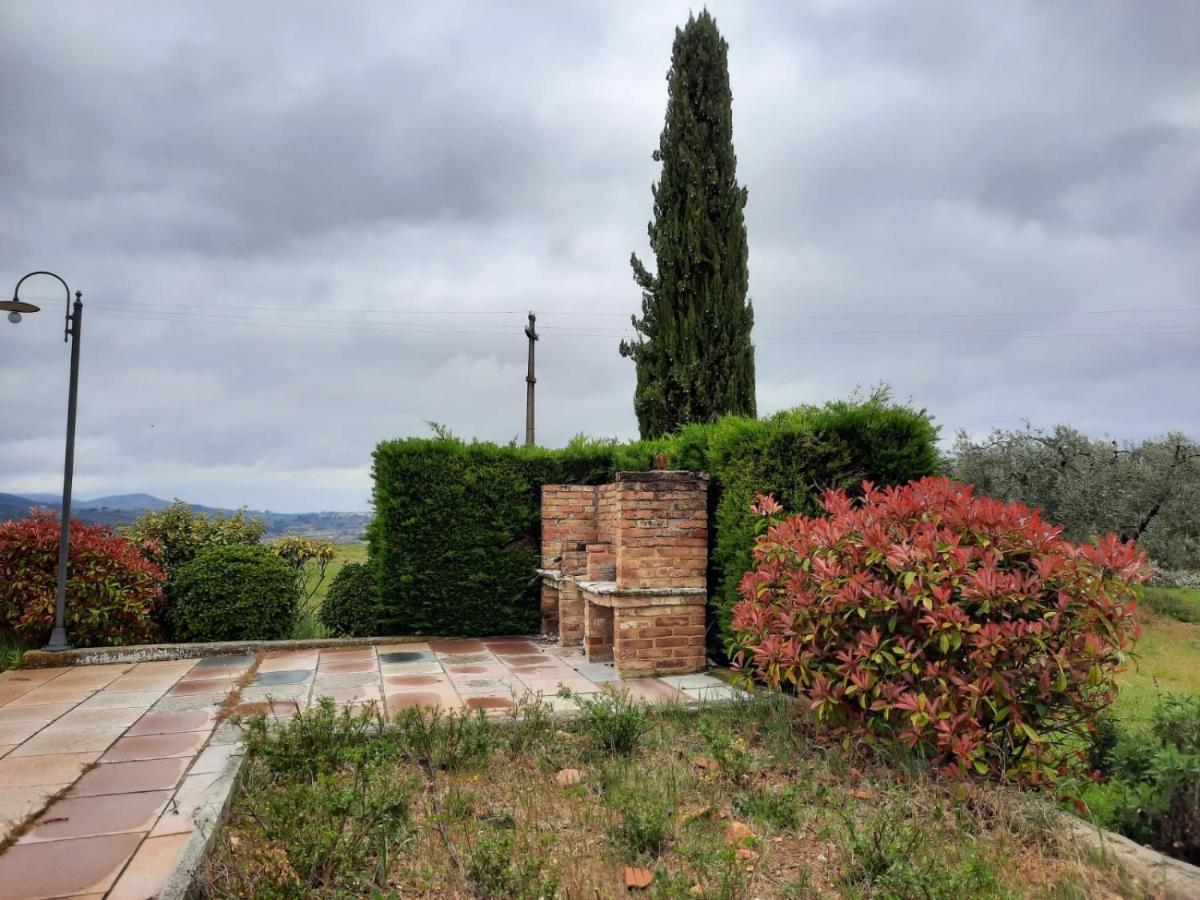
0 491 370 543
75 493 174 512
0 492 47 521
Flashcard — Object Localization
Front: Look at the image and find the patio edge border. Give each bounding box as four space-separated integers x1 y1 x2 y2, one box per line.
158 746 249 900
20 635 448 668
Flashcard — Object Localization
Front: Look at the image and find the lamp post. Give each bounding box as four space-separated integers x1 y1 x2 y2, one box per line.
2 272 83 651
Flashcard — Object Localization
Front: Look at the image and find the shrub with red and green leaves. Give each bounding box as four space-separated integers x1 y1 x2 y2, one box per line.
0 511 167 647
731 476 1147 784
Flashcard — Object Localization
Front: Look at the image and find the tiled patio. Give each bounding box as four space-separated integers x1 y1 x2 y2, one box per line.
0 637 737 899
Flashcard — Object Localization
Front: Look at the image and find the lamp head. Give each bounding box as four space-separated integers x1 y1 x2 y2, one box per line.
0 299 40 325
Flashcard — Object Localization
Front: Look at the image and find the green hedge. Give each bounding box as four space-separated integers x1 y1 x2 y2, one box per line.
370 397 939 642
370 439 631 636
171 545 297 642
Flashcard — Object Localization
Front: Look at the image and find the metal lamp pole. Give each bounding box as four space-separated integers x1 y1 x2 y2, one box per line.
2 272 83 651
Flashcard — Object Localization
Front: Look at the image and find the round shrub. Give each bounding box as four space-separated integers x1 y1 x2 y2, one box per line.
731 476 1147 784
0 512 166 647
319 563 378 637
171 544 297 642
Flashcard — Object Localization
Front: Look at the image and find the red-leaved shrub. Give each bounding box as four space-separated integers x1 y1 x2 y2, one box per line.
0 511 167 647
731 477 1147 783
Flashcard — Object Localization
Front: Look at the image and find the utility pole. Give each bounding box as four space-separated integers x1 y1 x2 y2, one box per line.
524 312 538 446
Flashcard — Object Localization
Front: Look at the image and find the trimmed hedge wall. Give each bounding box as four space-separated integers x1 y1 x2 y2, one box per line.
370 440 629 636
370 397 939 642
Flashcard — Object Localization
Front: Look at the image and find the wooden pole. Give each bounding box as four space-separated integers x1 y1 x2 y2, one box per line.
524 312 538 447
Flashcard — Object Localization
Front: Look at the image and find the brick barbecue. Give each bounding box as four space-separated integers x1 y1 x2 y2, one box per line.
539 471 709 678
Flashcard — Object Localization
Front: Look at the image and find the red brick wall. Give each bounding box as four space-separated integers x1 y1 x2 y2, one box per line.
585 542 615 581
597 483 621 546
541 484 597 574
613 472 708 591
613 601 707 675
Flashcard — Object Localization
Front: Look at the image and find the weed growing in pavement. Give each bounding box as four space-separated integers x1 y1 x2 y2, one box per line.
561 684 649 755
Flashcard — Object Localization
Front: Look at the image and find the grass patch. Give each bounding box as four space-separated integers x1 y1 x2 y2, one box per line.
200 692 1132 898
0 633 26 672
288 542 368 640
1141 586 1200 623
1111 603 1200 726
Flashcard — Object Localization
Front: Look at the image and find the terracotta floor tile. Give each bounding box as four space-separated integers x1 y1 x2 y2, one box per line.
77 690 165 710
314 672 379 689
317 659 378 674
379 660 445 675
20 789 172 843
619 678 685 704
69 757 189 798
55 706 146 730
0 783 69 828
374 642 431 654
189 742 239 775
125 708 215 736
0 831 143 899
1 718 52 744
129 660 198 674
168 678 237 696
0 667 68 687
0 701 74 724
11 725 127 757
103 675 183 693
175 670 243 686
384 674 448 688
317 647 376 659
257 655 319 672
430 639 486 654
0 751 100 788
0 684 37 705
193 654 255 669
59 663 135 678
8 686 99 706
150 771 222 836
311 685 382 704
100 731 208 763
51 667 131 687
231 700 301 717
107 832 190 899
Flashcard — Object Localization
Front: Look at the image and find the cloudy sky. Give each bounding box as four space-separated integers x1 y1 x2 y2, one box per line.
2 2 1197 512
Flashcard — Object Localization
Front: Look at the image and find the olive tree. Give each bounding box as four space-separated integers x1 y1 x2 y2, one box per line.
952 425 1200 570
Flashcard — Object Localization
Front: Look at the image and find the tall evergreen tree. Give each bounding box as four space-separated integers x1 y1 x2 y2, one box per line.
620 9 756 439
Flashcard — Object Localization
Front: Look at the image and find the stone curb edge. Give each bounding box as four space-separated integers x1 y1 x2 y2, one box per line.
159 745 249 900
20 635 448 668
1061 815 1200 900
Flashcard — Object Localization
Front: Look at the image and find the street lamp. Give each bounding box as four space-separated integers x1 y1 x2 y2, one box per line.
2 272 83 651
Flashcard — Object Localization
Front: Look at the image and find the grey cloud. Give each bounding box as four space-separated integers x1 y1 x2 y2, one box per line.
1 1 1197 511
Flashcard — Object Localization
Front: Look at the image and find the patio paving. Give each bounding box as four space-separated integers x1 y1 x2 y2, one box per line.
0 639 736 898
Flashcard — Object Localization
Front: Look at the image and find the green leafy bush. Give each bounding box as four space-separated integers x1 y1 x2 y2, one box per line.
319 562 378 636
170 544 297 642
1085 694 1200 864
370 394 938 644
0 511 167 647
732 477 1147 784
121 500 264 571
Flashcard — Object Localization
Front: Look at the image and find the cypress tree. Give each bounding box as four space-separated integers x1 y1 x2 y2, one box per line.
620 9 756 439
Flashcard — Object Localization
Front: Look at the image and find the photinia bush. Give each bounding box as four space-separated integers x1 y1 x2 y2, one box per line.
730 477 1147 784
0 511 167 647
